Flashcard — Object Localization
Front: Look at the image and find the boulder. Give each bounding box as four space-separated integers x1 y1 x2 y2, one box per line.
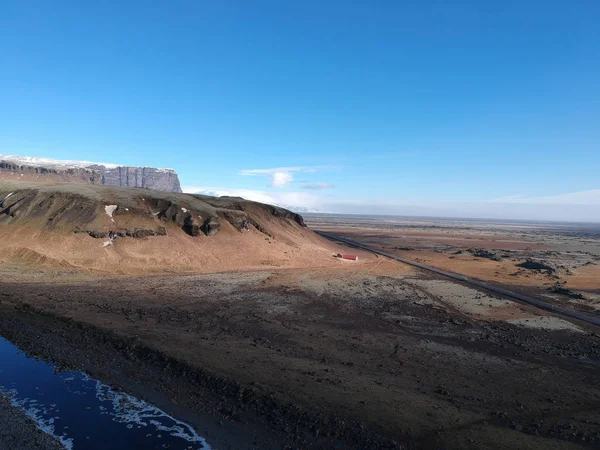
183 216 202 237
201 217 220 236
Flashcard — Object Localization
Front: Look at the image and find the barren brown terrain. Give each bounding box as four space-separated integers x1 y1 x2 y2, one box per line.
1 261 599 449
1 190 599 449
0 181 341 274
306 214 600 315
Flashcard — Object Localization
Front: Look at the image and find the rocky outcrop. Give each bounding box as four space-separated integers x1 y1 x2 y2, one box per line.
75 227 167 239
183 216 202 237
517 259 555 273
0 156 182 193
201 217 220 236
199 195 307 228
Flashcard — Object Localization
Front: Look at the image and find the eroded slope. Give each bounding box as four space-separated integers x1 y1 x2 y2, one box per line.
0 181 336 273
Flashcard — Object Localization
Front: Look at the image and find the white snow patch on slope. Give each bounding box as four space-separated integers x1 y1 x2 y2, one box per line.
104 205 117 217
181 208 188 213
105 205 117 223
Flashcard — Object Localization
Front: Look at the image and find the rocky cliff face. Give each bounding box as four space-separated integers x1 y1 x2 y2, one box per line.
92 165 182 192
0 156 182 193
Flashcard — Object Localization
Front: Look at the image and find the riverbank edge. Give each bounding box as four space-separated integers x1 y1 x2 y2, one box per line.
0 299 405 450
0 392 65 450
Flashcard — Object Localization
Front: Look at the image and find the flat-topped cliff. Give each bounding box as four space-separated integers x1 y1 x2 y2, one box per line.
0 155 182 192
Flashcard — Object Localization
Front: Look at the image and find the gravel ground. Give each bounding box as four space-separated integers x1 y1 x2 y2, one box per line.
0 394 64 450
0 265 599 449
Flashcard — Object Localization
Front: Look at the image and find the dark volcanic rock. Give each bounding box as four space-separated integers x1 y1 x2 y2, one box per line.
183 216 202 237
517 259 555 273
197 194 307 229
294 213 306 227
86 230 108 238
266 204 307 227
468 248 501 261
221 210 247 230
77 227 167 239
201 217 220 236
548 282 585 299
125 227 167 238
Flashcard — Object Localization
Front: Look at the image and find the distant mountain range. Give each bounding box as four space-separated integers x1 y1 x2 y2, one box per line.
0 155 182 193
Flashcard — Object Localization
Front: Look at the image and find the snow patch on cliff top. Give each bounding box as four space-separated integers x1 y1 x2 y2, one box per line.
0 155 175 172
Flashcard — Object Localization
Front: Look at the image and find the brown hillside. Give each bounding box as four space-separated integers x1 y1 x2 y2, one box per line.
0 181 351 274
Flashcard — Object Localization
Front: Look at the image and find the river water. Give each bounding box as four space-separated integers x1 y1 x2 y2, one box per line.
0 335 212 449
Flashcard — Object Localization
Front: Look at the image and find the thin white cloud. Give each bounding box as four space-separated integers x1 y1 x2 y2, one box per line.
239 165 335 175
182 186 325 212
238 165 340 188
181 186 600 222
490 190 600 205
182 186 275 204
302 183 334 190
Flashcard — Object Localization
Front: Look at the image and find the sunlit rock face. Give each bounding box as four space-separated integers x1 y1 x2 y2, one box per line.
97 166 182 192
0 155 182 193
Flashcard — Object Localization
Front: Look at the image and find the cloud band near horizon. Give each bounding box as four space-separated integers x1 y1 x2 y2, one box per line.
238 165 340 188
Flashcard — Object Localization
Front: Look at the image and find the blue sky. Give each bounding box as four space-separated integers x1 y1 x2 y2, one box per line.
1 1 599 220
